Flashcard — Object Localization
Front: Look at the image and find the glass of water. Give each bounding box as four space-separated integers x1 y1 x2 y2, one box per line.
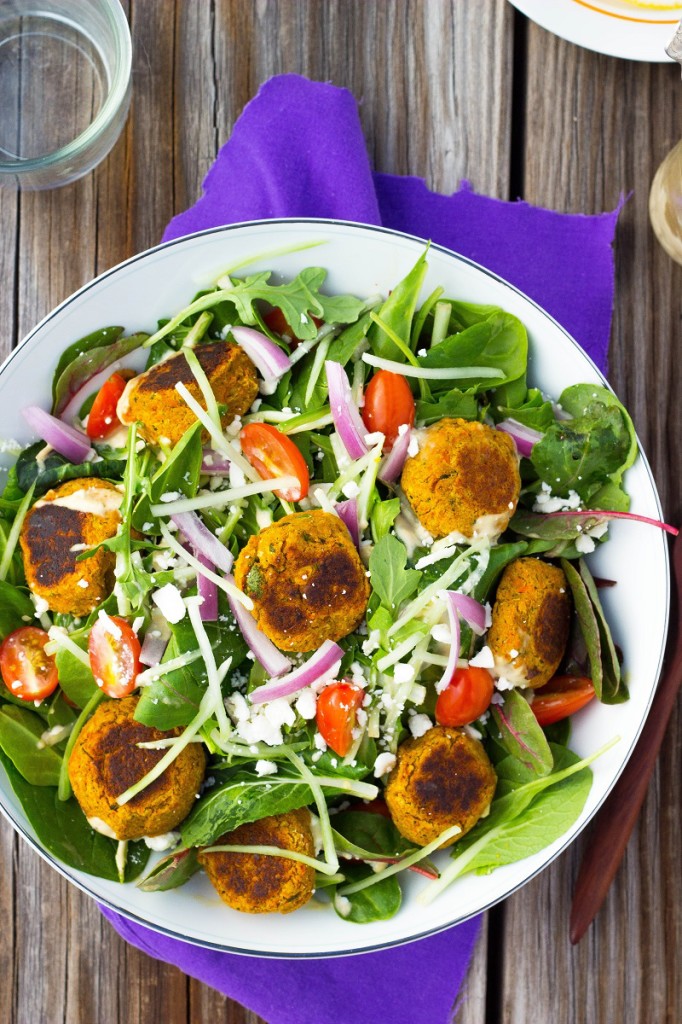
0 0 131 190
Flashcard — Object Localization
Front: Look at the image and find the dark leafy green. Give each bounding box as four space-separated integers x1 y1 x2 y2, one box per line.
419 312 527 392
0 705 63 785
53 331 147 416
0 581 34 641
137 847 200 892
15 443 126 497
51 326 123 405
490 689 553 777
368 251 428 360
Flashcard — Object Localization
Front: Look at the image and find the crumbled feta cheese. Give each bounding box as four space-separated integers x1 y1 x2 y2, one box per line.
263 698 296 730
152 584 186 624
362 630 381 656
408 714 433 739
407 432 419 457
532 481 582 514
373 752 397 777
363 431 385 447
295 688 317 720
393 662 415 685
229 463 246 488
431 623 451 645
575 533 596 554
469 645 495 669
159 491 182 503
341 480 361 499
255 760 278 777
77 579 89 589
313 731 328 752
144 831 180 851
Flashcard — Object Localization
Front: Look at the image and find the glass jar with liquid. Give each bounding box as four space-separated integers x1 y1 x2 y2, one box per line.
650 141 682 265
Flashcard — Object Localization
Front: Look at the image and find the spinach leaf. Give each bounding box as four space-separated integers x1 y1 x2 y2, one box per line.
415 387 480 425
368 250 428 360
0 748 149 880
561 558 625 704
369 534 422 615
54 645 99 708
419 312 527 392
490 689 553 777
137 847 200 892
492 386 555 431
334 861 402 923
132 421 203 532
325 311 374 366
53 331 147 416
510 509 611 542
0 582 34 641
447 744 592 878
471 541 528 603
0 705 62 785
180 773 315 847
15 443 125 497
51 326 123 405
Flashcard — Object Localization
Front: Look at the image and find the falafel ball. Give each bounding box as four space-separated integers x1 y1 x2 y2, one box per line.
117 341 258 446
384 726 496 847
198 808 316 914
401 418 520 540
68 695 206 841
233 510 370 652
487 557 571 689
20 478 122 615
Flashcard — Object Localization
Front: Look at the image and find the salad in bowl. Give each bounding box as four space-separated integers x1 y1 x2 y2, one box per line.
0 222 669 954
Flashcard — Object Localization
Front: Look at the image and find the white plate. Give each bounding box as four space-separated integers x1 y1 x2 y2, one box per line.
0 219 670 956
509 0 680 61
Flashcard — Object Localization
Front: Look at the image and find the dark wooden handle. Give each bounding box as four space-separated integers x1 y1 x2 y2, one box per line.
570 643 682 943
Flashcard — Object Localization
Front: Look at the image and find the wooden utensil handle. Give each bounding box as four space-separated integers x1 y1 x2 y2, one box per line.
570 645 682 944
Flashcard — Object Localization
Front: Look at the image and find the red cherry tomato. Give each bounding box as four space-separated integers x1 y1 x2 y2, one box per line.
263 308 323 344
316 681 365 757
361 370 415 450
88 614 141 699
0 627 59 702
86 371 131 439
240 422 310 502
531 676 596 727
435 666 494 727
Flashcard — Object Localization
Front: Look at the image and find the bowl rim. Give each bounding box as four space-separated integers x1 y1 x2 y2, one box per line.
0 217 670 957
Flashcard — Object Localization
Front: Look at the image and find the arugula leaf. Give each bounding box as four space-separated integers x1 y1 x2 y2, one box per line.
530 390 633 502
369 535 422 614
0 705 63 785
370 498 401 543
132 421 203 533
492 386 555 431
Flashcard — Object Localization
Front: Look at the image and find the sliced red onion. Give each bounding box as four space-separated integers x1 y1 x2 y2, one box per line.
201 449 231 475
325 360 368 460
447 592 487 636
335 498 360 548
227 583 292 678
250 639 344 704
139 628 170 668
230 326 292 390
197 554 219 621
171 511 234 574
496 418 544 458
378 425 412 483
22 405 94 464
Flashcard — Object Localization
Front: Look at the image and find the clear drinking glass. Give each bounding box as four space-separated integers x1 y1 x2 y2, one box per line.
0 0 132 190
649 139 682 265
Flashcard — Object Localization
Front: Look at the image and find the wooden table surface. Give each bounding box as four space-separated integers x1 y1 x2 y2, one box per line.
1 2 681 1022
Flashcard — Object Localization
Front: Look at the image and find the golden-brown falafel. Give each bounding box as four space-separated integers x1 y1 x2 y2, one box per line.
233 510 370 652
117 341 258 446
401 418 520 540
384 726 496 847
487 557 571 689
68 695 206 841
20 478 122 615
198 808 315 914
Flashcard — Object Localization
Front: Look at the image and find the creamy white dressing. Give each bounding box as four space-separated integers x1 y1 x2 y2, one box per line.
471 511 510 541
144 831 180 852
35 485 123 516
87 816 119 840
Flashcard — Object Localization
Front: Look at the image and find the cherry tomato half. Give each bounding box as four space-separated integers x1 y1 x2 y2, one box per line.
435 666 494 728
88 614 142 699
240 422 310 502
0 627 59 702
316 681 365 757
86 371 131 439
531 676 596 727
361 370 415 450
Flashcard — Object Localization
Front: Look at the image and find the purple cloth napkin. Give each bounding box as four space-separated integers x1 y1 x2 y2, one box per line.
102 74 620 1024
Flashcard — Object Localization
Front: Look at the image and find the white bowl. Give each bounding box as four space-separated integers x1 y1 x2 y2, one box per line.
0 219 669 956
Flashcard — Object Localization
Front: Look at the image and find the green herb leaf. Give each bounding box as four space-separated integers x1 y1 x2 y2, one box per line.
51 326 124 405
0 705 63 785
419 312 527 392
0 581 34 641
14 443 126 497
137 847 200 892
53 331 147 416
490 689 553 777
369 534 422 614
368 251 428 360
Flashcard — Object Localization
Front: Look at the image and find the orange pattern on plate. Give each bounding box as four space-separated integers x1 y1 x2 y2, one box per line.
570 0 680 22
